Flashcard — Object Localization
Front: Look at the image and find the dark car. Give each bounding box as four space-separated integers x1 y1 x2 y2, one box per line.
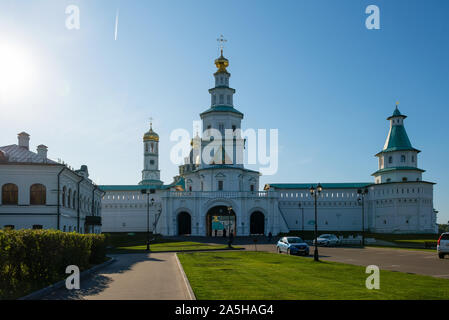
277 236 309 256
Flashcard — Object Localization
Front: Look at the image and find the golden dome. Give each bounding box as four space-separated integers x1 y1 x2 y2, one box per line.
214 50 229 73
143 124 159 142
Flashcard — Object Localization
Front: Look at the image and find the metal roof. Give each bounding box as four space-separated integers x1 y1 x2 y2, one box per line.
265 182 372 190
0 144 57 164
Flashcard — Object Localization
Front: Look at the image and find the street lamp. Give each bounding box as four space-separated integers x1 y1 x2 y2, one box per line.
141 189 154 251
357 188 368 247
310 183 323 262
227 206 233 248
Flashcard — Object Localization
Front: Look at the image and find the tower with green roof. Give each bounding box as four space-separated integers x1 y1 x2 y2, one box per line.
372 104 424 184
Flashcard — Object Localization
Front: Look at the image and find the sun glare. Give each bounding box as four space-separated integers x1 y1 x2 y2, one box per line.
0 42 35 102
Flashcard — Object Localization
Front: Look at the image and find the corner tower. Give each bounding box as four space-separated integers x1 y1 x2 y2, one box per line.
140 121 163 186
372 104 424 183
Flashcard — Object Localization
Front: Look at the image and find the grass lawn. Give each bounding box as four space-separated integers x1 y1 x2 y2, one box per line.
178 251 449 300
108 241 237 254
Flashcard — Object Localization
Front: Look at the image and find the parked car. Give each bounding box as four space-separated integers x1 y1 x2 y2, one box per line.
437 232 449 259
277 237 309 256
312 234 340 246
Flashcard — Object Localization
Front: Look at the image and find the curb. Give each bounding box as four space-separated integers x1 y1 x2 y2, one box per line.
19 257 116 300
174 253 196 300
109 247 246 254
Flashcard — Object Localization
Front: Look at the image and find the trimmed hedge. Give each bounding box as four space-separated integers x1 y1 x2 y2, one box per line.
0 229 107 300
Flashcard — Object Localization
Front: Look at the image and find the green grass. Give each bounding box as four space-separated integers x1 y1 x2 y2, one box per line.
108 241 237 254
178 251 449 300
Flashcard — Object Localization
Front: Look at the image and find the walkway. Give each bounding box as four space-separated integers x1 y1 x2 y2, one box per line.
42 253 192 300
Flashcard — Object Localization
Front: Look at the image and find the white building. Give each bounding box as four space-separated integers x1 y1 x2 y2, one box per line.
101 50 437 235
0 132 103 233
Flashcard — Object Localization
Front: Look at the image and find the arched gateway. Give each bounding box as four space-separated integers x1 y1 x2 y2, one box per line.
250 211 265 235
206 205 236 237
177 212 191 235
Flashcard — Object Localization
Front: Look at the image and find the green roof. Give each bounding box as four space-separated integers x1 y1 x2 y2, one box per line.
379 109 420 154
372 166 425 176
200 105 243 117
265 183 372 190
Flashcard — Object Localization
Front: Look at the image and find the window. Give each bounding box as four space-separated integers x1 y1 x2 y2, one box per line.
402 177 408 182
68 189 72 208
62 186 66 207
219 94 224 104
2 183 18 205
226 95 231 105
250 185 255 192
401 155 406 162
218 180 223 191
145 143 148 152
189 186 192 192
30 184 46 205
150 160 155 165
232 125 236 131
212 95 216 105
73 191 76 208
388 156 393 164
411 155 415 162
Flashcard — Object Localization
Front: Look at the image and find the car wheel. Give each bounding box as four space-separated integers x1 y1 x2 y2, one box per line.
439 253 445 259
277 247 281 254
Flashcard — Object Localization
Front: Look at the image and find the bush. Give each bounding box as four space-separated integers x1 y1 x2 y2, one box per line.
0 229 106 300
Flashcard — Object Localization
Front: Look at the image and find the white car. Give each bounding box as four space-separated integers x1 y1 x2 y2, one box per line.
437 232 449 259
313 234 340 246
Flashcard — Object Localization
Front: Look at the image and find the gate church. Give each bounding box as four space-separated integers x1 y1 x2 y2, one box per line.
100 47 437 236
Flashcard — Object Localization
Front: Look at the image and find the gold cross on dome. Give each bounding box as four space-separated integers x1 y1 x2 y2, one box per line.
149 117 153 128
217 34 227 54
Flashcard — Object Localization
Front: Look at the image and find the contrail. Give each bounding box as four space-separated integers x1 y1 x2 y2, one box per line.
114 9 119 40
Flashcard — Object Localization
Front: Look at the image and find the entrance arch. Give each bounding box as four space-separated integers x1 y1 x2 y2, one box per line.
206 205 236 237
250 211 265 235
177 212 191 235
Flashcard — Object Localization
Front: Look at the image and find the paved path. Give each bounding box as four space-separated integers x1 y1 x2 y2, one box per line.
42 253 192 300
241 243 449 279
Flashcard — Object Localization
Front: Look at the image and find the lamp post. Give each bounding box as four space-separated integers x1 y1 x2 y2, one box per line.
310 183 323 262
227 206 233 248
141 189 154 251
357 188 368 247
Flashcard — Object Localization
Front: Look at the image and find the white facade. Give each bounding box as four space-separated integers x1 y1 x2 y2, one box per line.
0 133 102 233
101 52 437 235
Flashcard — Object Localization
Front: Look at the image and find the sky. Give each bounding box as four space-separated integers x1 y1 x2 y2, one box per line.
0 0 448 223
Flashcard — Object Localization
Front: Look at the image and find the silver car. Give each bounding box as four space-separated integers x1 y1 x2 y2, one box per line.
312 234 340 246
437 232 449 259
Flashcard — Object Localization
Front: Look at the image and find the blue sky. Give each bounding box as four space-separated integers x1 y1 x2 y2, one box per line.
0 0 448 223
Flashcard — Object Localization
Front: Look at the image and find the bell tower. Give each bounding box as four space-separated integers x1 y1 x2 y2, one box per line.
140 119 163 186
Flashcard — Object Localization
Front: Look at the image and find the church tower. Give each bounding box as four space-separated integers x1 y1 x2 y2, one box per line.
140 120 163 186
199 37 245 169
372 104 424 184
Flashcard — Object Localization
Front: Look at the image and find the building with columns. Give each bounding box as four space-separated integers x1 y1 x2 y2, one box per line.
100 50 437 235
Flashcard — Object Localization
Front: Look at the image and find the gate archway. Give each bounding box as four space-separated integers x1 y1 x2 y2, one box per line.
250 211 265 235
206 205 236 237
177 211 191 235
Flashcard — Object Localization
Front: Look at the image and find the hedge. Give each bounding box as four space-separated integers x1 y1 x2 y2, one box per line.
0 229 107 300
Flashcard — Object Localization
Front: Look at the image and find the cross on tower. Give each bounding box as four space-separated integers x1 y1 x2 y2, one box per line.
149 117 153 129
217 34 227 55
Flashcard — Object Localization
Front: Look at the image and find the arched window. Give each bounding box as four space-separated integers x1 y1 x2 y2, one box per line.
2 183 18 205
30 184 46 205
62 186 66 207
388 156 393 164
73 191 77 208
402 177 408 182
68 189 72 208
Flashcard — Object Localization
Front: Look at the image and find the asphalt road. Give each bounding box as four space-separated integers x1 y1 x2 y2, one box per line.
242 243 449 279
